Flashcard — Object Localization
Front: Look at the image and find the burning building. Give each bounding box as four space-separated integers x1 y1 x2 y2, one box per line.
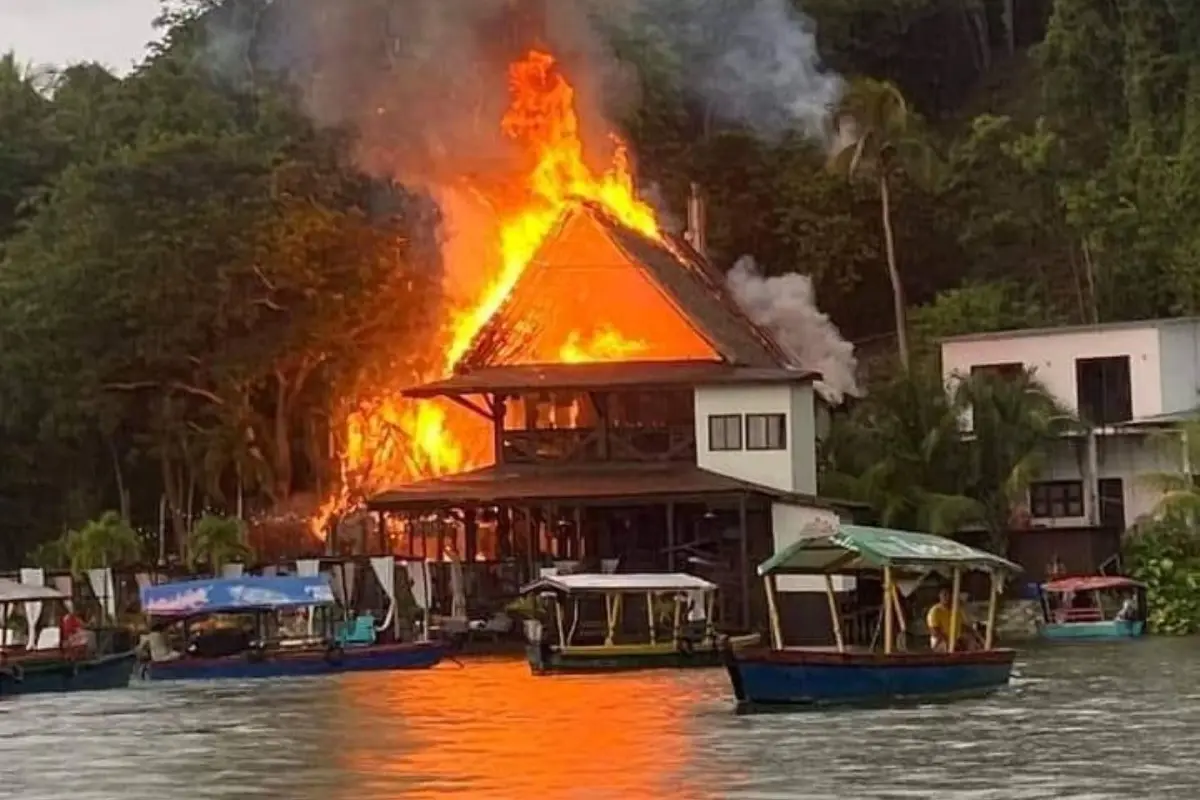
322 47 852 632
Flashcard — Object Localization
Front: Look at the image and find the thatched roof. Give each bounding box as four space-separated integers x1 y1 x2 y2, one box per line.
456 203 789 370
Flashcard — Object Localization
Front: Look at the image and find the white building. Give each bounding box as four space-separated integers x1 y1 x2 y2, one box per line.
941 318 1200 530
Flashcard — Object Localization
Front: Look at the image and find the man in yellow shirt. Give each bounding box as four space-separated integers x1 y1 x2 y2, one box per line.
925 587 962 652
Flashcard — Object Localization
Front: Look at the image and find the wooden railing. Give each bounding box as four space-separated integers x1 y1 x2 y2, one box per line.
501 424 696 464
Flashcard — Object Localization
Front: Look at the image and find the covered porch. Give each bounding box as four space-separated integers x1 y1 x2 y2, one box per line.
359 462 824 630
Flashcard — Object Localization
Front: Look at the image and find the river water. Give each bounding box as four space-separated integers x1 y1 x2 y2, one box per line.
1 639 1197 799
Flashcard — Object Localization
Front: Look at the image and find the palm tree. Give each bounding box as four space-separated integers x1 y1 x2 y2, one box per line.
828 78 938 369
822 366 1072 550
187 513 253 575
65 511 145 574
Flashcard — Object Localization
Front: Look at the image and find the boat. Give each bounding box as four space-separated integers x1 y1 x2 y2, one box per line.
0 579 136 697
1038 575 1147 640
137 574 446 681
518 572 760 674
724 524 1022 710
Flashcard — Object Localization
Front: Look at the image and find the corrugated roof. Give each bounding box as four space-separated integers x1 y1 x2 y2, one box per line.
457 203 790 370
403 360 816 398
366 462 822 510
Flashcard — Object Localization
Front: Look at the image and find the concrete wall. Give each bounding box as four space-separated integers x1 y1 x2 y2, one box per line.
1157 320 1200 415
693 382 817 494
941 324 1163 420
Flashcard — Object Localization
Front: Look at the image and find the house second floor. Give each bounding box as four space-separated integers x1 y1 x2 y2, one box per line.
940 317 1200 427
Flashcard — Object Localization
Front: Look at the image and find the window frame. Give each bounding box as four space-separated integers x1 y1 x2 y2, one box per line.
1075 355 1132 426
707 413 743 452
1029 480 1085 519
745 413 787 451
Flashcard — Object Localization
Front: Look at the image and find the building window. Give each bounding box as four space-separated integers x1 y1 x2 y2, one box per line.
1075 356 1132 425
970 362 1024 381
708 414 743 451
746 413 787 451
1029 481 1085 518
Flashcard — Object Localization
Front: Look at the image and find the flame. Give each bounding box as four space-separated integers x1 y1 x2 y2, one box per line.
560 326 649 363
312 49 663 538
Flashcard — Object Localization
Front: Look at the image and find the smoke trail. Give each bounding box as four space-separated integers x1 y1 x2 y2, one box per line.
602 0 842 141
727 257 861 404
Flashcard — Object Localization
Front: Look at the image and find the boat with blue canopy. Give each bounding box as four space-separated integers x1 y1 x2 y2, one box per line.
1038 575 1146 640
137 574 445 681
723 524 1022 710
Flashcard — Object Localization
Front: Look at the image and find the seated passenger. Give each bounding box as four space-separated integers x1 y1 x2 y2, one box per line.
925 588 969 652
1115 594 1138 622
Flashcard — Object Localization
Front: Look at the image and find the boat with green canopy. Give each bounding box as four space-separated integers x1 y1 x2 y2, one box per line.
724 523 1022 710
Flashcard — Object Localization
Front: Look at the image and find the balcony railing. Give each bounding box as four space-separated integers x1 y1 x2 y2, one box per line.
502 424 696 464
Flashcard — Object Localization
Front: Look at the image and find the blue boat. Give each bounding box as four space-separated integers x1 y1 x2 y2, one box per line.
138 574 446 681
1038 575 1147 641
725 524 1022 710
0 578 136 697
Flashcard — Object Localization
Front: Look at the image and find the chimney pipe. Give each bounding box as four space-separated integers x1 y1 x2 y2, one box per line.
685 182 706 257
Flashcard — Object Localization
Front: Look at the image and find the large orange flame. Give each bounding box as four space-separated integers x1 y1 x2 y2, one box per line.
312 49 662 538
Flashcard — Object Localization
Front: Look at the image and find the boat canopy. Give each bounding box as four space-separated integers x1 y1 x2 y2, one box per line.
141 575 336 618
757 524 1021 577
519 573 717 595
1042 575 1145 593
0 578 66 604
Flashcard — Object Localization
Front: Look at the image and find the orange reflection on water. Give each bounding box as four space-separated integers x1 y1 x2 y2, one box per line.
330 657 725 799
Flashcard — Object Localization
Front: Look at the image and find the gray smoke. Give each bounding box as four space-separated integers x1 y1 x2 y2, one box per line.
605 0 841 141
727 257 860 404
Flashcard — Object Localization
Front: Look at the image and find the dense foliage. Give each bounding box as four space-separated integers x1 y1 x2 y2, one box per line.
2 0 1199 567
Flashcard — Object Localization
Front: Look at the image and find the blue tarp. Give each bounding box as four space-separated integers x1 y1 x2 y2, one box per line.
141 575 336 617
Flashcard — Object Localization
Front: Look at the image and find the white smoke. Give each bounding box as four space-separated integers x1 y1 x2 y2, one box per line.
727 257 860 404
607 0 842 141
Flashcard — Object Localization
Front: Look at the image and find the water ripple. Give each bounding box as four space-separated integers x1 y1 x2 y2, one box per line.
1 641 1199 798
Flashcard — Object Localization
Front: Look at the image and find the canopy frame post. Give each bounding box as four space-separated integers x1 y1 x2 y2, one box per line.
823 574 844 653
883 566 894 655
765 573 783 650
646 591 656 645
671 593 683 648
554 596 566 649
949 568 963 654
604 592 622 646
985 571 1000 650
704 590 716 641
890 582 907 651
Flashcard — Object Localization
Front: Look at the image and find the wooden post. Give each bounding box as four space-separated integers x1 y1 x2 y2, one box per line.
765 574 783 650
824 574 844 653
464 508 478 563
891 583 907 651
666 502 676 571
985 571 1000 650
671 594 683 647
554 597 566 648
949 568 962 654
738 493 750 630
492 394 507 465
646 592 656 644
377 511 387 555
883 566 894 655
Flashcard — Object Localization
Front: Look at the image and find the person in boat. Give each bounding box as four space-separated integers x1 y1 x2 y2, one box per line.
1115 593 1139 622
136 620 181 662
925 587 970 652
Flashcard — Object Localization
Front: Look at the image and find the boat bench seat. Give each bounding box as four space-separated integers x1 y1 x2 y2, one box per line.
1059 608 1104 622
335 614 377 647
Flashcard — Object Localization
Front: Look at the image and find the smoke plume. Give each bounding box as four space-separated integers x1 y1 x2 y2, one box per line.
727 257 861 404
601 0 841 141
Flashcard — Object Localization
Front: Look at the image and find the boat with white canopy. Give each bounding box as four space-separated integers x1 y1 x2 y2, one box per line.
0 579 135 696
518 572 760 674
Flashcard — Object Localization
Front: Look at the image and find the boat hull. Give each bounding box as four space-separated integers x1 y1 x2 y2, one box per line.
527 634 761 675
1040 620 1145 640
0 651 136 696
725 647 1016 710
141 641 446 682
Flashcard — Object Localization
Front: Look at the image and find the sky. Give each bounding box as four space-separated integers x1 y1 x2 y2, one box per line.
3 0 163 74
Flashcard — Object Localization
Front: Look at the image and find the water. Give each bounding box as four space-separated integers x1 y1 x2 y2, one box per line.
2 639 1198 799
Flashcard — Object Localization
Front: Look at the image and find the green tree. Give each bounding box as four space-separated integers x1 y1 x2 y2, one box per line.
829 78 939 368
187 513 253 574
65 511 144 574
823 366 1072 549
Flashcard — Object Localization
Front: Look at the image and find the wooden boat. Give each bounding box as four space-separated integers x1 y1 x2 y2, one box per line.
724 524 1022 710
519 572 760 675
0 579 136 697
138 574 445 681
1038 575 1147 640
